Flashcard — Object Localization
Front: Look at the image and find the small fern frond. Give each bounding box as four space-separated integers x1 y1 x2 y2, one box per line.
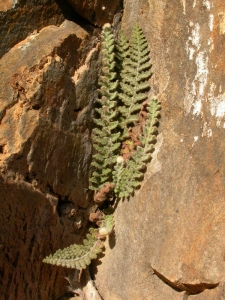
89 23 121 191
113 98 161 198
43 228 104 269
116 24 152 139
43 213 115 269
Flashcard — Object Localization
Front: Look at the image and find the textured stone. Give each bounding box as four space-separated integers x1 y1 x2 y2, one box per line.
0 177 73 299
0 0 72 58
0 20 97 207
0 0 13 11
1 0 225 299
0 20 100 299
65 0 122 27
94 0 225 299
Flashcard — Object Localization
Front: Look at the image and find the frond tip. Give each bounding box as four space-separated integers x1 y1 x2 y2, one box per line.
118 23 152 139
98 213 114 238
89 22 121 192
43 228 104 269
43 214 114 269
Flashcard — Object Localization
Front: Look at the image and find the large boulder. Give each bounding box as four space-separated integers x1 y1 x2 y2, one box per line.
94 0 225 299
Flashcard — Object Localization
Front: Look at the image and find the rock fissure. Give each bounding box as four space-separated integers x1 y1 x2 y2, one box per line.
153 268 219 294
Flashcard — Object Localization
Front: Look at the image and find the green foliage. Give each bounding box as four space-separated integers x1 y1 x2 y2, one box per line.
100 212 114 235
89 23 121 191
43 23 161 272
113 99 161 198
43 228 103 269
118 24 152 139
90 23 159 200
90 23 160 200
43 213 114 269
115 30 130 82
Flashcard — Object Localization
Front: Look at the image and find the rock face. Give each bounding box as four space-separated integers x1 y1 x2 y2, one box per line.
94 0 225 299
1 0 225 300
0 21 97 208
0 5 101 299
0 0 72 58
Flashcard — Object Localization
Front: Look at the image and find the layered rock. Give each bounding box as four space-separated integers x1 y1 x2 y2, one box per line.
0 20 100 299
0 0 72 58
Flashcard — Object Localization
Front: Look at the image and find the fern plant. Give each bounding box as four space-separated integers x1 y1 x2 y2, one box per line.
43 228 103 269
90 23 160 200
43 23 161 273
43 213 114 269
89 23 121 192
90 23 160 201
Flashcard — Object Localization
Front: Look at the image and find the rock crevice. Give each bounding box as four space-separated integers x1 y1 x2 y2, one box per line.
153 267 219 294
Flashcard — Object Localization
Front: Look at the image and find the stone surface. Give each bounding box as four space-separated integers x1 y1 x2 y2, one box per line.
94 0 225 299
65 0 123 27
0 0 73 58
0 177 73 299
0 20 97 208
0 20 101 299
1 0 225 299
0 0 13 11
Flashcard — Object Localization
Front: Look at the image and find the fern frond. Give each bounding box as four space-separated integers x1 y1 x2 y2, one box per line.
116 24 152 139
113 98 161 198
89 23 121 191
115 30 130 80
43 228 104 269
90 24 160 199
43 212 115 269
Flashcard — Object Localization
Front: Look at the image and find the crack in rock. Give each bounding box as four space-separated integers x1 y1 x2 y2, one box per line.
153 268 219 294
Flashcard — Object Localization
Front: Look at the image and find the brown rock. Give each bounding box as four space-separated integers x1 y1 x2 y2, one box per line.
0 0 13 12
65 0 123 27
0 0 72 58
1 0 225 299
189 282 225 299
0 177 75 299
0 20 100 299
0 20 97 207
93 0 225 299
